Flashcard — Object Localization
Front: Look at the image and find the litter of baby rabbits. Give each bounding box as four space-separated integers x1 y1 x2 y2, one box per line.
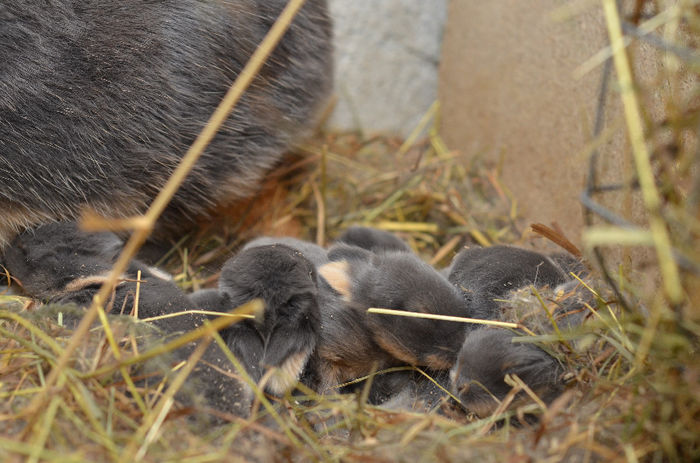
2 116 697 461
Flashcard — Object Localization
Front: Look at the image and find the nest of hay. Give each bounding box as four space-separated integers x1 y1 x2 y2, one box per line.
1 1 699 461
2 118 694 460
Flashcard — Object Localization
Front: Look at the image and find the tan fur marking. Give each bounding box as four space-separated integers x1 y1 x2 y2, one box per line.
265 349 312 395
145 266 171 281
318 261 352 300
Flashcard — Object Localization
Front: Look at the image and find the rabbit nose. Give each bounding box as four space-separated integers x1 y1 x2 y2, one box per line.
457 380 471 396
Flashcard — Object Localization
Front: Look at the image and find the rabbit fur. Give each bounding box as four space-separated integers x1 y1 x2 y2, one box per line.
0 0 333 247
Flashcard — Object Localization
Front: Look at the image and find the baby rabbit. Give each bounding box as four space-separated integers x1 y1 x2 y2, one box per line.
200 243 322 396
446 245 586 416
2 222 200 332
2 221 257 416
450 327 564 417
0 0 333 248
317 244 473 389
446 245 572 319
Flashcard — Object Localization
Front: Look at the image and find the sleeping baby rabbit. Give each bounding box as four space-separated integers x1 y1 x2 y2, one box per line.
447 245 588 417
3 222 265 417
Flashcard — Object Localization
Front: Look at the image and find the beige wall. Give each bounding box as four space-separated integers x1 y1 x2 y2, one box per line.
439 0 638 246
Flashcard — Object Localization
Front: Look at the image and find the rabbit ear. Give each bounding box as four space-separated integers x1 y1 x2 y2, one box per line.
221 323 266 383
337 226 411 253
262 324 317 395
327 242 373 262
318 261 352 300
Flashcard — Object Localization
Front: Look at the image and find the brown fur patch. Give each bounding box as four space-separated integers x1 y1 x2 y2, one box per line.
466 396 502 418
198 153 315 239
317 361 345 392
424 353 453 370
374 335 419 366
0 202 56 249
318 261 352 300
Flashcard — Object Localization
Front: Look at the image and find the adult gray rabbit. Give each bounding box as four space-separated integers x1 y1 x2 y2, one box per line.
0 0 333 247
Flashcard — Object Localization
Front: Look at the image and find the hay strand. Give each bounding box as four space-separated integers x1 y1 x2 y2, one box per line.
366 308 520 329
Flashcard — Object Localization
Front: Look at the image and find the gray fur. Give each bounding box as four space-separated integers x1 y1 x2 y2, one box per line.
336 226 412 254
217 244 321 395
243 236 329 266
447 245 572 319
2 221 254 417
0 0 333 247
450 328 564 418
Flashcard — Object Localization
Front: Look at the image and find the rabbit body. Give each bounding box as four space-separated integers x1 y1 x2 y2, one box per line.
446 245 588 416
3 222 257 416
0 0 333 247
316 244 472 388
214 244 322 395
449 327 564 417
233 232 472 390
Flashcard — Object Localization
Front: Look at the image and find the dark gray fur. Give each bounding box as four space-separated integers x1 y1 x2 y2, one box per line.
188 288 234 312
336 226 412 254
0 0 333 246
328 249 472 370
216 244 321 394
2 222 199 330
447 245 572 319
1 222 254 416
445 245 587 416
242 236 329 266
233 233 471 395
450 328 564 418
319 240 584 414
360 369 451 412
217 238 586 416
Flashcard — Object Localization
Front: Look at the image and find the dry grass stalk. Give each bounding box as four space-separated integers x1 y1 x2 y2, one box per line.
601 0 682 304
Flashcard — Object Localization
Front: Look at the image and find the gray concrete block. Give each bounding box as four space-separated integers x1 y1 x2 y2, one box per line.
328 0 447 136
